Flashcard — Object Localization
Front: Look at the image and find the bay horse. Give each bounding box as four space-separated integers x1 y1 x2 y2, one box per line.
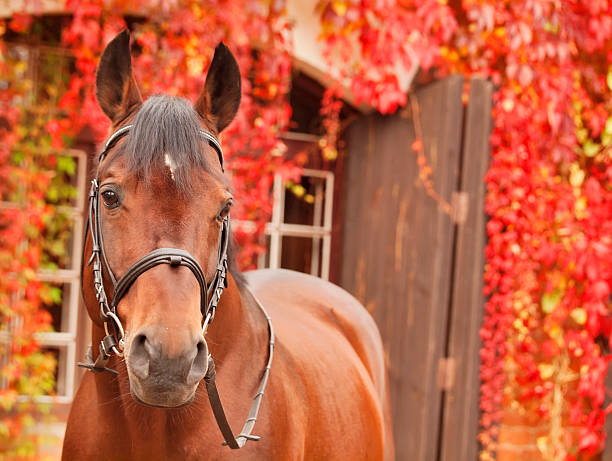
62 30 394 461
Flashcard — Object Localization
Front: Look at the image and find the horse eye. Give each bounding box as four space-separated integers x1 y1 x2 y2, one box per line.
101 190 120 209
217 202 231 221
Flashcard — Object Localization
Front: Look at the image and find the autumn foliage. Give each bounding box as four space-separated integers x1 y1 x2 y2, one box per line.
442 3 612 459
2 1 300 456
1 32 63 456
317 0 612 458
2 0 612 460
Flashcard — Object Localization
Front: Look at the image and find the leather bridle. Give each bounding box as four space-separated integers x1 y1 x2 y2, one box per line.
78 124 274 449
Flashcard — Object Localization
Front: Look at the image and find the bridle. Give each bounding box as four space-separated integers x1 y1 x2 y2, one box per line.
81 125 229 367
78 123 274 449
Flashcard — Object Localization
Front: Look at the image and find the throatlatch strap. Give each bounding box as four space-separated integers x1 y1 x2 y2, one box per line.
204 357 241 449
203 292 275 449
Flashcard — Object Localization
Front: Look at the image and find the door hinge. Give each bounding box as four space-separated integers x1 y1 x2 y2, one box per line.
437 357 456 391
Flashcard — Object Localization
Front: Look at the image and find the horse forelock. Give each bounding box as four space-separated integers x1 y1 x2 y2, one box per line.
116 95 217 194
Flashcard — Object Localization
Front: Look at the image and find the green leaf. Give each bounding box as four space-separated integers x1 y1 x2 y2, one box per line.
542 290 563 314
46 186 58 202
49 286 62 304
583 140 600 157
57 156 76 175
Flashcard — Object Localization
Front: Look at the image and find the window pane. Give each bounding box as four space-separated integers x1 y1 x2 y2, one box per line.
40 215 76 271
1 345 59 397
41 282 73 333
43 154 81 209
281 235 318 274
283 175 326 226
258 234 271 269
39 347 65 396
35 49 72 106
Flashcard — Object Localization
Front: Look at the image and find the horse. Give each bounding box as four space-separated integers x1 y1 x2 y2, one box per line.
62 30 394 461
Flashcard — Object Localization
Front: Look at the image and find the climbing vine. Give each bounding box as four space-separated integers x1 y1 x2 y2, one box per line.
3 1 612 460
1 2 299 457
317 0 612 459
443 2 612 459
0 24 71 457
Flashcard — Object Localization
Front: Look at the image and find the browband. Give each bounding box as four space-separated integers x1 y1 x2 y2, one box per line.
99 124 225 171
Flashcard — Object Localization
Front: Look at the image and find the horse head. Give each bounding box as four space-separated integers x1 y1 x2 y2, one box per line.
82 30 241 408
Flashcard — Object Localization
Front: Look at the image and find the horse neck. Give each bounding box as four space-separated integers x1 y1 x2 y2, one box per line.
202 273 266 363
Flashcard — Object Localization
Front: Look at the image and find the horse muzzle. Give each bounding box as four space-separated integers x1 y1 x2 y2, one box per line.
125 326 209 407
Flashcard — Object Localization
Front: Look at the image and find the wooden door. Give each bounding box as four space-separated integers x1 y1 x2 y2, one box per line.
340 76 493 460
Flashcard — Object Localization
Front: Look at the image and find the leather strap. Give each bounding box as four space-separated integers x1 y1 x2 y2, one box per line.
111 248 209 317
203 292 275 448
204 357 241 449
98 124 224 171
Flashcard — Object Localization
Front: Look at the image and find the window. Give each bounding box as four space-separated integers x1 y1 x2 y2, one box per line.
0 149 87 404
0 36 87 404
34 149 88 403
258 168 334 280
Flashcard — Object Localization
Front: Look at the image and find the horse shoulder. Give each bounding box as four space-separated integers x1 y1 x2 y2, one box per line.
246 269 387 394
245 269 389 459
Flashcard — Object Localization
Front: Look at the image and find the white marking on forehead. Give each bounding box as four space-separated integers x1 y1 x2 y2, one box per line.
164 153 176 181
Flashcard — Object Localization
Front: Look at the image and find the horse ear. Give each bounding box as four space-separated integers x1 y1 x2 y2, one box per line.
195 43 241 133
96 30 142 123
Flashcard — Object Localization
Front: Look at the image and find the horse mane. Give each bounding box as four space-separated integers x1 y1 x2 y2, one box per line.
227 239 247 287
112 94 246 288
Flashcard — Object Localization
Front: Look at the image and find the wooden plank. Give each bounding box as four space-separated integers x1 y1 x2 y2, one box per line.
439 77 493 461
341 75 465 461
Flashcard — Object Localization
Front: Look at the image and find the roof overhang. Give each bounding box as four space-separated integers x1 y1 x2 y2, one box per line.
286 0 417 113
1 0 417 113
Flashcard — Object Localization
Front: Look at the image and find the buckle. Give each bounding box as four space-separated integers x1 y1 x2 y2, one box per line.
89 179 98 198
104 311 125 347
100 335 117 357
99 304 110 322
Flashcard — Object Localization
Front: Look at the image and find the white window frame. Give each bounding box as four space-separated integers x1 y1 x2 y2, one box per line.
0 149 87 404
252 169 334 280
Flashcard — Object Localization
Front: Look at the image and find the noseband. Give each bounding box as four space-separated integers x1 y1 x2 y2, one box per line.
78 124 274 450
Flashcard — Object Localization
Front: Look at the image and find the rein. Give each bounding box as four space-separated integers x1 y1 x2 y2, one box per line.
78 124 274 449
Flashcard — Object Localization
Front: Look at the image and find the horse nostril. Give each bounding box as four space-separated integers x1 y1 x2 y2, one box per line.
187 338 208 385
129 333 151 380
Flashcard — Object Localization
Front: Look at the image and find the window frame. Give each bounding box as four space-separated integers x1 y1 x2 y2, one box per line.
258 168 335 280
0 148 88 404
